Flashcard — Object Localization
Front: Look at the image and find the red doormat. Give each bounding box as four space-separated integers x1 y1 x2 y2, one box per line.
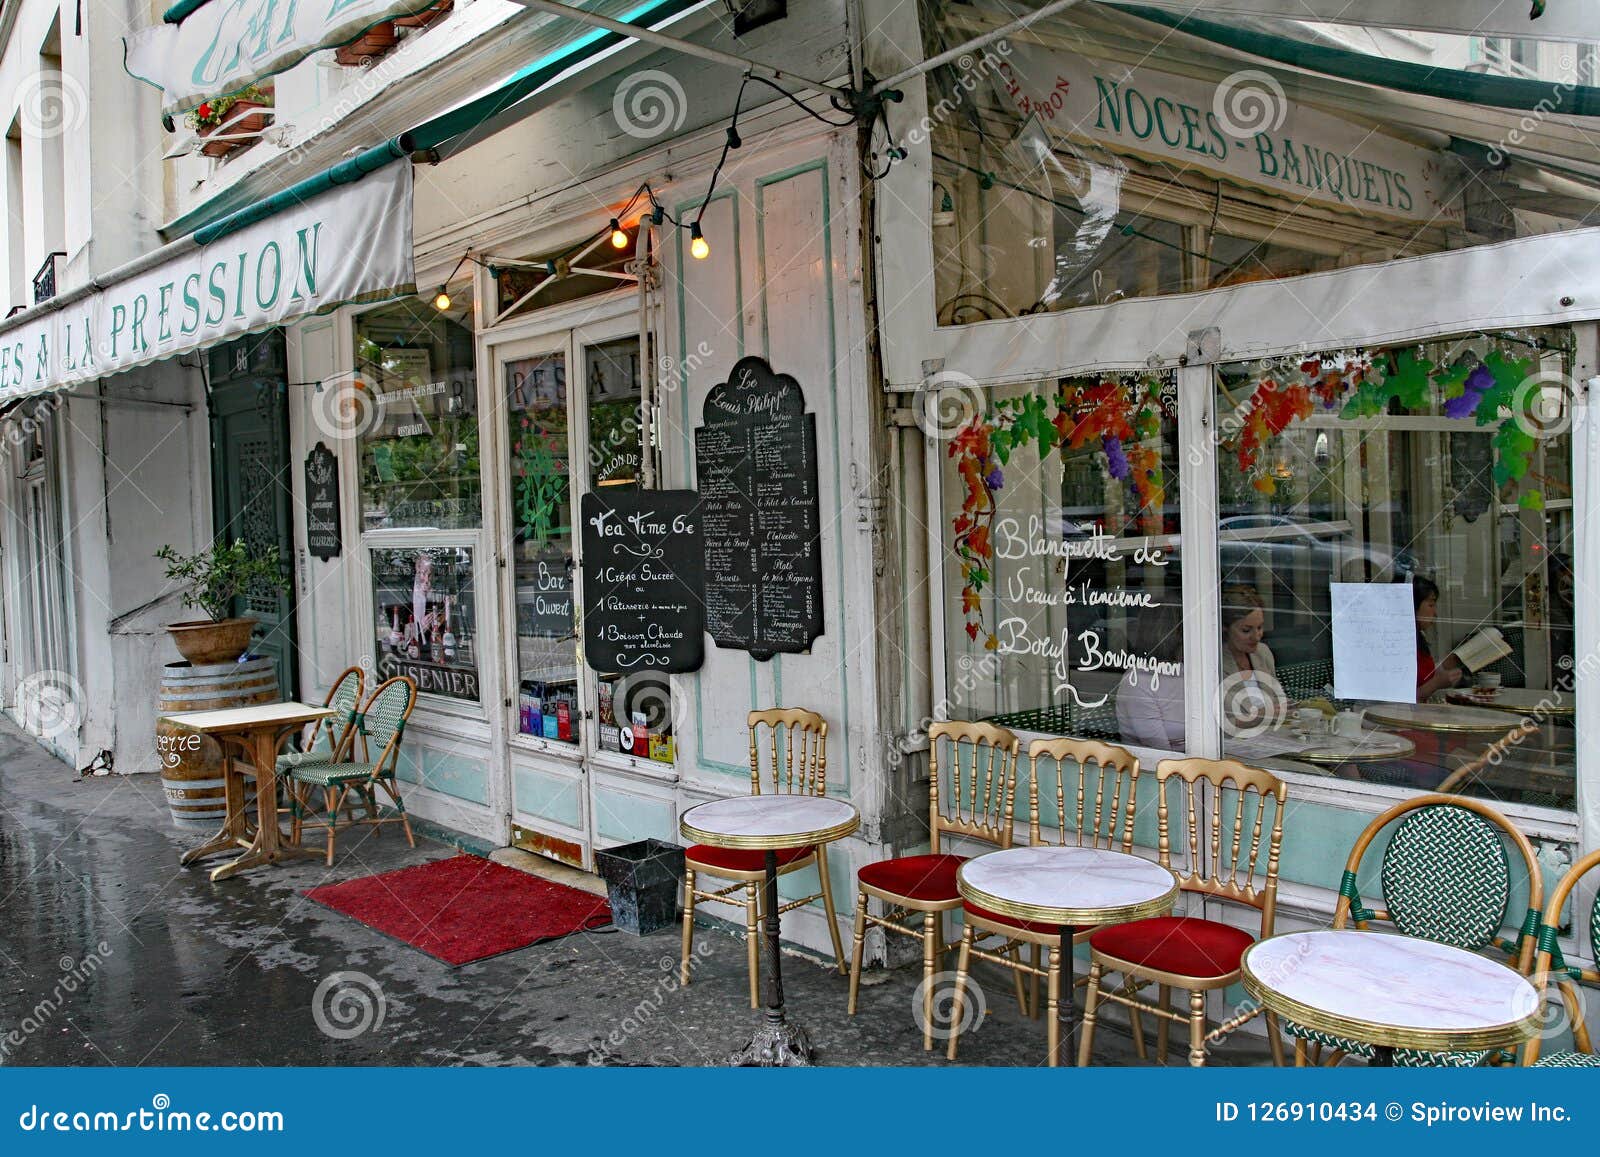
305 854 612 966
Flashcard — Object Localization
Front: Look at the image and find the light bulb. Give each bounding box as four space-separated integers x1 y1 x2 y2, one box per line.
609 218 628 249
689 222 709 260
432 287 451 311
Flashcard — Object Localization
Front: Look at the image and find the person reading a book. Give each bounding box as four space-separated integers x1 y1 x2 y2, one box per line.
1413 577 1465 699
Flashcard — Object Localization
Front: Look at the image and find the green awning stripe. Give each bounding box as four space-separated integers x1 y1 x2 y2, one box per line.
1118 4 1600 116
193 140 407 245
163 0 211 24
400 0 703 152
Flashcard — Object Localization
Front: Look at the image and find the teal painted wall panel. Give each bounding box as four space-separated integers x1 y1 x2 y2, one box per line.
592 788 675 846
393 744 489 806
513 765 582 829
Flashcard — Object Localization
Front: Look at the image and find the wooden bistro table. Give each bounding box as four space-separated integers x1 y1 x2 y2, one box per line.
1241 930 1540 1066
680 794 859 1066
957 846 1179 1066
163 701 335 882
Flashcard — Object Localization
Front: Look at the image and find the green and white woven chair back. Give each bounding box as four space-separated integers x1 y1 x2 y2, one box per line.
313 670 363 755
1590 887 1600 965
361 679 414 770
1380 805 1510 950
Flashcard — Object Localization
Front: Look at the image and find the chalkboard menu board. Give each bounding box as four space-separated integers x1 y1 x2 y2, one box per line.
695 356 824 661
304 442 341 561
580 490 705 673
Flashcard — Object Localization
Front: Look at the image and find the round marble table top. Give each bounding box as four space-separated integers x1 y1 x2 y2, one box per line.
1361 701 1520 734
680 794 859 850
1241 930 1541 1053
1445 687 1574 716
1295 729 1415 765
957 846 1178 927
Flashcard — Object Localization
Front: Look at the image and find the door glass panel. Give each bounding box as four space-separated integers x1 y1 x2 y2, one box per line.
581 337 675 764
506 352 579 743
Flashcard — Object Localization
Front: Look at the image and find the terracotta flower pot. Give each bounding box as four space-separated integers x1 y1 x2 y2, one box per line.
166 617 257 665
335 22 399 66
197 100 273 159
394 1 452 28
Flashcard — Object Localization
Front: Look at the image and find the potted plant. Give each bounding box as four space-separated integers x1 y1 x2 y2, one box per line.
155 539 289 665
334 21 399 66
186 86 273 159
394 0 452 28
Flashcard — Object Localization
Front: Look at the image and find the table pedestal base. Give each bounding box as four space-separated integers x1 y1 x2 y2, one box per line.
729 1020 814 1067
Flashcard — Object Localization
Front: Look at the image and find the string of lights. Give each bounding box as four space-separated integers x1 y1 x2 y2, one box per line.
431 69 904 309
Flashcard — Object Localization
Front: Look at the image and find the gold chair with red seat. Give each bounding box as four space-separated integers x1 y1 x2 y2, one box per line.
1078 756 1289 1067
846 720 1023 1051
946 737 1142 1063
678 708 847 1008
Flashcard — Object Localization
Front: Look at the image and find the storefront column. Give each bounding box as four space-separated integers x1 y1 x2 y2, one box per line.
1177 351 1222 762
1572 322 1599 855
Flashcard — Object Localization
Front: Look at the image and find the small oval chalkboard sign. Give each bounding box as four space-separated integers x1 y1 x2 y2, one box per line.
305 442 341 561
580 489 705 674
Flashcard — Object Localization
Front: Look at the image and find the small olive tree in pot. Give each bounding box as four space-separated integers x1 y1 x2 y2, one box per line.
156 539 289 665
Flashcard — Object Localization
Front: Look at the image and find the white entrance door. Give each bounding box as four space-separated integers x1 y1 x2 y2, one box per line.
489 302 672 867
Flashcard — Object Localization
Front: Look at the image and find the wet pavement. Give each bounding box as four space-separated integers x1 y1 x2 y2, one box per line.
0 718 1269 1067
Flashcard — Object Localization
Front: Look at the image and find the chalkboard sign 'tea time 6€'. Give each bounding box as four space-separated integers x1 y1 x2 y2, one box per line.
580 489 706 674
694 356 824 662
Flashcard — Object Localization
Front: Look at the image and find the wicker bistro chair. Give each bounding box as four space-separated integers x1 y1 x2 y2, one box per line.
277 666 366 771
1079 757 1289 1067
287 676 418 865
1525 849 1600 1067
679 709 848 1009
946 738 1142 1063
1290 793 1543 1067
847 720 1024 1051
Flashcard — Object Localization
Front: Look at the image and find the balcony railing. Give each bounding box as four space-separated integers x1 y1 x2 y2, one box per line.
32 251 64 305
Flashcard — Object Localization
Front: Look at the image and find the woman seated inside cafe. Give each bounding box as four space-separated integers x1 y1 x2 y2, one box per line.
1413 576 1465 700
1114 602 1184 750
1221 585 1288 731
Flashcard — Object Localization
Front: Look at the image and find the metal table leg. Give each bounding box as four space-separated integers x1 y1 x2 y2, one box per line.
730 849 814 1066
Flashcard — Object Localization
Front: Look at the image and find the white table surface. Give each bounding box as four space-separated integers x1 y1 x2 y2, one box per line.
958 846 1177 925
680 795 859 849
1242 930 1540 1051
161 701 333 732
1446 687 1574 715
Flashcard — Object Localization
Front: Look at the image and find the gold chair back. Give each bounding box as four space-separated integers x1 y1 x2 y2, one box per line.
1026 737 1140 851
928 720 1021 853
1155 757 1287 934
748 707 828 797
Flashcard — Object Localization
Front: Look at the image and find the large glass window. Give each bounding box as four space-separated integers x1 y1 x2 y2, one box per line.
924 11 1596 326
371 546 480 701
355 296 480 532
938 373 1184 750
1213 330 1576 811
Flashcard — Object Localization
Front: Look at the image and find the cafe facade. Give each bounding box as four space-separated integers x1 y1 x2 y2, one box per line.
0 0 1596 1014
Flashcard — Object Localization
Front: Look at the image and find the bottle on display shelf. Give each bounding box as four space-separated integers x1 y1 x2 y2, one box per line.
405 613 421 660
442 598 457 662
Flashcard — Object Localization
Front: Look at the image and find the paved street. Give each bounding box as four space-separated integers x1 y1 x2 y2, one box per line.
0 718 1271 1067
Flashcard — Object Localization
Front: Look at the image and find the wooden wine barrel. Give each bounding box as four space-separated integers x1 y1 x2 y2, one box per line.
156 656 279 829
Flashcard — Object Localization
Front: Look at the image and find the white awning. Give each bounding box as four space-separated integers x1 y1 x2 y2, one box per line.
0 162 413 402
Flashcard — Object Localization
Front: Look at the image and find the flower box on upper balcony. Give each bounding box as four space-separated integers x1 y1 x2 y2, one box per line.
334 21 399 66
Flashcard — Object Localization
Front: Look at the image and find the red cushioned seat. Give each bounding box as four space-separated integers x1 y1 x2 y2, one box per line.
963 900 1074 936
685 843 814 873
858 853 967 902
1089 916 1254 979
